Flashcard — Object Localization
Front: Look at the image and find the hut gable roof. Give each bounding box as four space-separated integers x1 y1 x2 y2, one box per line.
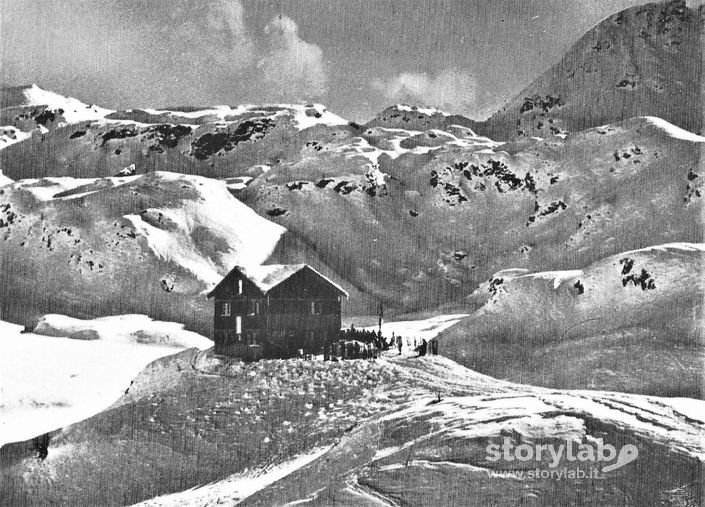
207 264 348 298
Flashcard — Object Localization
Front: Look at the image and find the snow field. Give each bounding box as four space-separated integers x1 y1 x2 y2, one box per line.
0 316 211 446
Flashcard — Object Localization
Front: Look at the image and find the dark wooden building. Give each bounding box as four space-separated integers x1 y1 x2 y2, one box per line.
207 264 348 359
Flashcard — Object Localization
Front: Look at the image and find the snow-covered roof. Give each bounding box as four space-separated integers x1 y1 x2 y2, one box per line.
241 264 308 293
208 264 348 298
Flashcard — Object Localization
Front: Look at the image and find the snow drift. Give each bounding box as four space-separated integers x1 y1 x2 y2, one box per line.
33 314 212 348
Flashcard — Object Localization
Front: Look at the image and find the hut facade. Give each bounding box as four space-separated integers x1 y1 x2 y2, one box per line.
207 264 348 359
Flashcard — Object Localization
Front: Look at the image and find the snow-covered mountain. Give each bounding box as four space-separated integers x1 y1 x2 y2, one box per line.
0 84 113 150
363 103 481 132
477 0 703 140
0 103 702 330
0 171 287 335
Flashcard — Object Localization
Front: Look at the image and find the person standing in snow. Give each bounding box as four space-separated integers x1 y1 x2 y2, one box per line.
431 338 439 355
417 339 428 357
396 334 403 355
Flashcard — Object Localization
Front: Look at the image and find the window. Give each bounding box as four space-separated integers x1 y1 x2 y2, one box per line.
235 316 242 334
311 301 322 315
221 302 231 317
238 279 243 295
249 300 261 316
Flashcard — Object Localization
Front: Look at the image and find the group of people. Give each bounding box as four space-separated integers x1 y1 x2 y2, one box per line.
321 325 440 360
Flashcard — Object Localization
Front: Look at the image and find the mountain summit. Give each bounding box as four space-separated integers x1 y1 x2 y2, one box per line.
477 0 702 140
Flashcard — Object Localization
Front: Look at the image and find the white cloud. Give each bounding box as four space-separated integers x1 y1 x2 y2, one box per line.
206 0 255 68
258 15 327 100
372 68 478 115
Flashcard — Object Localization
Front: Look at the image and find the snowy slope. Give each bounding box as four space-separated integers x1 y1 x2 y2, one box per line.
4 344 702 506
0 316 211 446
139 103 348 131
0 170 12 186
33 314 212 348
11 174 140 201
359 314 468 353
0 126 32 150
218 358 705 506
134 446 331 506
121 172 286 285
471 242 704 341
0 171 287 335
396 103 451 117
0 85 114 152
441 243 705 396
643 116 705 143
10 172 285 284
21 84 114 124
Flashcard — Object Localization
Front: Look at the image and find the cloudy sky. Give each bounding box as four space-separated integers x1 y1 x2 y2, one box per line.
0 0 692 121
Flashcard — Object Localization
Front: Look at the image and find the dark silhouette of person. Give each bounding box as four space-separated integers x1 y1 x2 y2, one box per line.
417 339 428 357
431 338 439 355
33 433 50 460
